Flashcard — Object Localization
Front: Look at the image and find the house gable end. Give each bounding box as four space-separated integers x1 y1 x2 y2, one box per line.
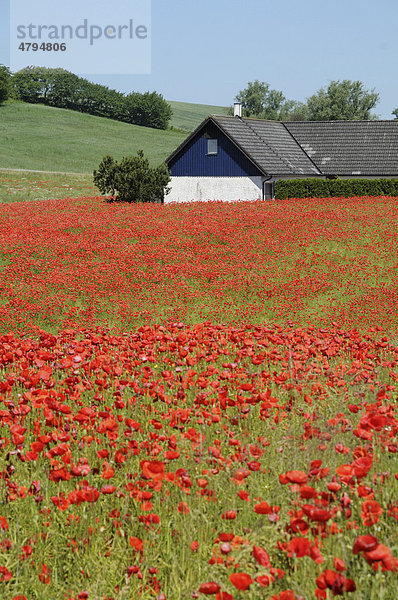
167 119 265 178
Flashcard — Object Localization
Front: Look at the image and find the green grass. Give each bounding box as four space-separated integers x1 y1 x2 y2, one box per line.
0 101 186 173
0 99 229 175
168 99 229 131
0 170 96 203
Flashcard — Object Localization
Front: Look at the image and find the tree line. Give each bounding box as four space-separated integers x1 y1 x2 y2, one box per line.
234 79 397 121
0 66 172 130
1 66 397 124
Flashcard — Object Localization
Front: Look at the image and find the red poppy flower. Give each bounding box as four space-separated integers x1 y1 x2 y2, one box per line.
219 533 234 542
101 462 115 479
363 543 391 562
361 500 383 526
357 485 374 498
221 510 236 520
51 494 70 510
368 415 388 430
287 537 311 558
333 557 346 572
20 545 33 560
335 464 354 483
237 490 249 501
299 485 317 499
141 460 166 482
254 501 272 514
230 572 253 590
178 501 190 514
101 485 116 494
316 569 356 595
290 518 309 534
352 456 373 479
80 488 100 503
280 470 308 484
215 592 233 600
352 534 378 554
270 591 299 600
48 466 71 482
302 505 331 522
38 563 51 584
199 581 221 595
247 461 261 471
0 566 12 582
253 545 271 567
310 544 324 564
256 574 275 587
138 514 160 525
164 450 180 460
129 536 143 552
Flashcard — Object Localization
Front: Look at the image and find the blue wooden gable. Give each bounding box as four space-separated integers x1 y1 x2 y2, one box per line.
168 122 262 177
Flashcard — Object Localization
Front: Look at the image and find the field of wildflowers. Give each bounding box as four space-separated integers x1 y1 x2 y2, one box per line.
0 182 397 599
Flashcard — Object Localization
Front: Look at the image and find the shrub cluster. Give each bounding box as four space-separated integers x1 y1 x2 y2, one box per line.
0 64 11 105
12 66 172 129
275 177 398 199
93 151 171 203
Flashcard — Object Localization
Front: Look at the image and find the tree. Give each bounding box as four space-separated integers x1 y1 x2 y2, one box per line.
93 151 171 203
12 66 50 102
306 80 379 121
393 108 398 120
235 80 288 120
0 65 11 105
123 91 172 129
279 100 309 121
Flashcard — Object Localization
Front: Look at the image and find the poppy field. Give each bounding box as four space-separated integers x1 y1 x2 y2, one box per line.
0 187 397 599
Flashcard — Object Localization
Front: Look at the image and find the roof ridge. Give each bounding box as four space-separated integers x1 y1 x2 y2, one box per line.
241 118 304 173
283 120 398 124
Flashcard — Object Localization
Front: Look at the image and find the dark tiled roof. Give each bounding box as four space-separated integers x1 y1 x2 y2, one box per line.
284 120 398 176
212 116 321 176
166 116 398 178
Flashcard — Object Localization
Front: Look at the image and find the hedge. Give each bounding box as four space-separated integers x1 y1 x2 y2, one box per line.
274 178 398 200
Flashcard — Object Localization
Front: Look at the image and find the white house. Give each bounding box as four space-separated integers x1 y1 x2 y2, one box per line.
165 105 398 202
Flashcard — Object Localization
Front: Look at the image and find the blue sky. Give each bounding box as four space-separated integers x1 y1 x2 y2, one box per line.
1 0 397 118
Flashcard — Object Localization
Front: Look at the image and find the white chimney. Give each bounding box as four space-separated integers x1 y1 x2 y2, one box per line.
234 102 242 118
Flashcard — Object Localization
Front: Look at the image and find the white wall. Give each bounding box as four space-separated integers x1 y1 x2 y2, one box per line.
165 176 263 203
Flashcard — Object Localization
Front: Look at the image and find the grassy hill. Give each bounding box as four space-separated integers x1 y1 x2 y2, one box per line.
169 100 229 131
0 99 229 174
0 101 186 173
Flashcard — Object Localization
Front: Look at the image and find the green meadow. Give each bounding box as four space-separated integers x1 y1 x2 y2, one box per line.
0 101 186 173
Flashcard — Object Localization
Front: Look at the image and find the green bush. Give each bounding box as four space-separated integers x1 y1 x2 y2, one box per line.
123 91 173 130
274 177 398 200
0 65 11 105
93 151 171 204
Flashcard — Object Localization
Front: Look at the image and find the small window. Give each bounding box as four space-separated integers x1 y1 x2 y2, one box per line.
207 138 218 155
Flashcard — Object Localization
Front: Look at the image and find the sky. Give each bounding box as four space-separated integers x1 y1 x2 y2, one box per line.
1 0 397 118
